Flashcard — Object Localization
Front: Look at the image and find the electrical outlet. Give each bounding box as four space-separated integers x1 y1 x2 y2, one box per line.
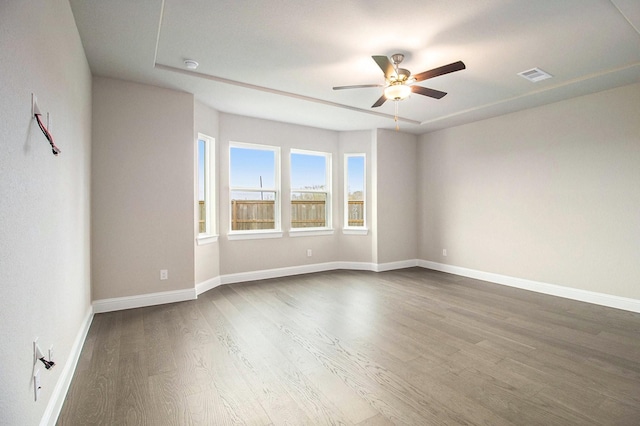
307 249 312 257
160 269 168 280
34 369 41 401
442 249 447 256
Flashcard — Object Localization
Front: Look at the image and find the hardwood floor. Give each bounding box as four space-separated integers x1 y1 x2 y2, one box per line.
57 268 640 425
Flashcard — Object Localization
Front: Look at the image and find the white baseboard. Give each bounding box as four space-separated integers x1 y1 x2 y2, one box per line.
335 261 378 271
93 287 197 313
41 306 94 426
196 276 222 295
218 260 420 284
220 262 343 285
375 259 419 272
419 260 640 313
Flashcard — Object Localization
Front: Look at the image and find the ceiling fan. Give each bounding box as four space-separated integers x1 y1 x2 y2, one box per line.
333 54 466 109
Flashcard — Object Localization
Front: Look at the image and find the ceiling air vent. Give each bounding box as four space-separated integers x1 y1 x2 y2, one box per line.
517 67 552 82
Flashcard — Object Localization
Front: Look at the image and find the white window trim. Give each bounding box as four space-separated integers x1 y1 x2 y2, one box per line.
228 230 283 240
197 234 219 245
290 148 333 232
343 153 366 232
289 228 335 237
229 142 281 236
197 133 217 242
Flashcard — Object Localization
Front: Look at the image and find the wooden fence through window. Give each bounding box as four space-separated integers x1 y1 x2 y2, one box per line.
199 201 206 233
222 199 364 230
347 200 364 227
231 200 275 230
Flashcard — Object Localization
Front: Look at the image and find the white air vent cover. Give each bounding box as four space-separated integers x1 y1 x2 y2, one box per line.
517 68 553 82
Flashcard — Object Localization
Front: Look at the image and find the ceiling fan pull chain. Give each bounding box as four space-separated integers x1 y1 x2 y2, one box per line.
394 101 400 131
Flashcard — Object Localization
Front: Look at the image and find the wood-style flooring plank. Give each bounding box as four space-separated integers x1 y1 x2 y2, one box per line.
58 313 121 425
205 290 343 425
186 387 240 425
142 306 177 377
148 370 193 426
195 295 296 425
114 351 151 425
234 281 462 425
225 282 423 424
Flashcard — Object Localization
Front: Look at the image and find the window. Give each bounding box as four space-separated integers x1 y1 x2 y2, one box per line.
197 134 216 243
290 149 331 230
344 154 366 231
229 143 280 235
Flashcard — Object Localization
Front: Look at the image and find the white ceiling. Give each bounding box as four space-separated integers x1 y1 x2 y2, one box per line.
70 0 640 135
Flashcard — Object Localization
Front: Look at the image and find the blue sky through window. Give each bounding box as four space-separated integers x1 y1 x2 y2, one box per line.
291 152 326 190
347 156 364 195
198 140 206 200
230 147 275 188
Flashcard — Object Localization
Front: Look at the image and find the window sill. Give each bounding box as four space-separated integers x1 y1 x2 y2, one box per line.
289 228 335 237
342 228 369 236
227 230 283 241
196 234 219 245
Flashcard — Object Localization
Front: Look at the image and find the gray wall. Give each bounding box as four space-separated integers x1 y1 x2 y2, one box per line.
376 130 419 264
91 77 195 300
0 0 92 423
418 83 640 299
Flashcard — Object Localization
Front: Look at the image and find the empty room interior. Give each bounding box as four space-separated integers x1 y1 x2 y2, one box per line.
2 0 640 425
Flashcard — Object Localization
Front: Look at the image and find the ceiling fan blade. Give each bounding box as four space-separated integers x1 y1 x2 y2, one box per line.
413 61 466 82
411 85 447 99
372 55 395 79
333 84 384 90
371 95 387 108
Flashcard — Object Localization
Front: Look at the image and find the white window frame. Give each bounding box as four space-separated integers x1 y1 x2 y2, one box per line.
289 149 333 236
228 142 282 240
197 133 217 245
343 153 368 235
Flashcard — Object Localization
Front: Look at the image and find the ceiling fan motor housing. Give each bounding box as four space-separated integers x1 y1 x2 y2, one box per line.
391 53 405 65
392 68 411 83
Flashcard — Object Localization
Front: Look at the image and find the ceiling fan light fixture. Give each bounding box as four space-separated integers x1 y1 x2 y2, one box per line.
384 84 412 101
